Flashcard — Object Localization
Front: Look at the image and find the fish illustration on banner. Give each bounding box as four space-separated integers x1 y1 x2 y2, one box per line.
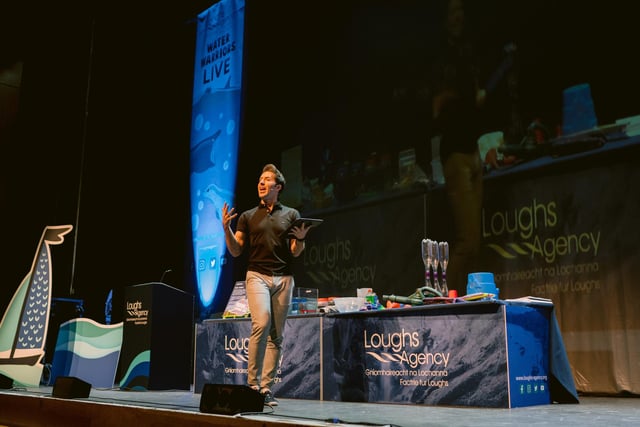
0 225 73 387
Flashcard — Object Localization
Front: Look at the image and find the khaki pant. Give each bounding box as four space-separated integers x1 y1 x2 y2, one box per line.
245 270 294 392
443 149 483 294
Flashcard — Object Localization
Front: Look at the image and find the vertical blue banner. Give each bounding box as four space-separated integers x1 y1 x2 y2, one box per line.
190 0 245 317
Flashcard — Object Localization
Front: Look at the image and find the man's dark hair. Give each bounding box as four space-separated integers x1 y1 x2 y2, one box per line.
263 163 286 192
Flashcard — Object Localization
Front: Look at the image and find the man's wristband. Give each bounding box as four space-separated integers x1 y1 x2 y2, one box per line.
296 238 305 242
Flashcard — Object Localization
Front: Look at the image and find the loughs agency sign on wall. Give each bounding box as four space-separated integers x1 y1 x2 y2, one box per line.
483 196 601 297
480 160 640 394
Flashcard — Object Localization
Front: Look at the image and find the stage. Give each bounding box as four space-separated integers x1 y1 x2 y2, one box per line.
1 387 639 427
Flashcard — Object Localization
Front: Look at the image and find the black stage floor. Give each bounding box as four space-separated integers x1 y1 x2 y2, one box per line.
1 387 639 427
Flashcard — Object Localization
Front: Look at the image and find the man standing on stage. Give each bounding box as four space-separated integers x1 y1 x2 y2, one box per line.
221 163 309 407
430 0 490 293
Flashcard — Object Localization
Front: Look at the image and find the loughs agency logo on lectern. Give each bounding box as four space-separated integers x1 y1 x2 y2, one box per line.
125 300 149 326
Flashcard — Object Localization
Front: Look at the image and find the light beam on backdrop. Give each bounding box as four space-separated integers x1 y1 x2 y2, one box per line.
190 0 245 317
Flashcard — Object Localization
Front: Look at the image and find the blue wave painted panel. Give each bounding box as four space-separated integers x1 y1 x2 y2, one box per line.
50 318 123 388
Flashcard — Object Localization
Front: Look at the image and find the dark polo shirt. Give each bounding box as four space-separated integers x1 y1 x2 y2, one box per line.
237 201 300 276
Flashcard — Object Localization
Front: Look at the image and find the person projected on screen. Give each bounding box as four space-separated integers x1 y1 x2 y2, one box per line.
221 163 309 407
429 0 493 295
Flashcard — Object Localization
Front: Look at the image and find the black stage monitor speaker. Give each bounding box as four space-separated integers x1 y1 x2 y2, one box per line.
0 373 13 389
199 384 265 415
52 376 91 399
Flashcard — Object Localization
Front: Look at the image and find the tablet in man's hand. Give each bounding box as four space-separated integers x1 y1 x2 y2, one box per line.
287 218 323 233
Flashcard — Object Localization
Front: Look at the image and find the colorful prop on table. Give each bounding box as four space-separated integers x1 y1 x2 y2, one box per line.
420 239 432 290
385 238 451 307
421 238 450 296
0 225 73 387
439 241 449 295
432 240 441 294
383 285 442 306
467 272 499 300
